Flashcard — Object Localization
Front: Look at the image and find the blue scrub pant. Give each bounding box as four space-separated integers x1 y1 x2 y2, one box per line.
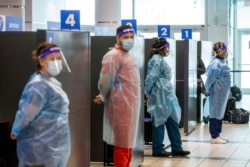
209 118 223 138
152 117 183 154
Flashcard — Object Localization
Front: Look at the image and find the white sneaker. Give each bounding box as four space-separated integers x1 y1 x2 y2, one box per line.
210 137 227 144
219 136 228 142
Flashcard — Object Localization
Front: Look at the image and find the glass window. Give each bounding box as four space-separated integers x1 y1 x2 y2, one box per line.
64 0 205 26
237 1 250 28
65 0 95 25
240 34 250 88
134 0 205 25
65 0 133 26
121 0 133 19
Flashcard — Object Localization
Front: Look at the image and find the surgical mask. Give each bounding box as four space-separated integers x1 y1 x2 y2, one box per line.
47 60 62 76
121 39 134 51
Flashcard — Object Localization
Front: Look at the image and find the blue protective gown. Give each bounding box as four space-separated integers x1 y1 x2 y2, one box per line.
11 72 70 167
145 54 181 127
98 48 141 148
205 57 231 119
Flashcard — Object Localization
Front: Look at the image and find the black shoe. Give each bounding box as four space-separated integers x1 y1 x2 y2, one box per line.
172 150 190 156
152 151 171 157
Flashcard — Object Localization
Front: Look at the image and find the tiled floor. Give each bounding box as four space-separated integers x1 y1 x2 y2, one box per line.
90 95 250 167
141 122 250 167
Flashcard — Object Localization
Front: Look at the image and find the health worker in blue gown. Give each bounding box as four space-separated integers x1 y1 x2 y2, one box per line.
144 38 190 157
10 42 71 167
203 42 231 144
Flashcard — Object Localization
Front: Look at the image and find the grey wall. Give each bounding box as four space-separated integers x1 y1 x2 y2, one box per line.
0 32 37 122
90 36 113 162
205 0 229 44
176 40 197 134
25 0 65 31
0 32 37 167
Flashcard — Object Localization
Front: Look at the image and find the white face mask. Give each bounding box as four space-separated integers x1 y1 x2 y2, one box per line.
47 60 62 76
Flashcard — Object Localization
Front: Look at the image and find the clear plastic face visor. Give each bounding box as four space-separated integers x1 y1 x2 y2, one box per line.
152 43 171 56
168 46 174 57
117 28 135 37
39 47 71 73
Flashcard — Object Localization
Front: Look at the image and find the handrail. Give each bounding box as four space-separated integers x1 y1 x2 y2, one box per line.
230 70 250 72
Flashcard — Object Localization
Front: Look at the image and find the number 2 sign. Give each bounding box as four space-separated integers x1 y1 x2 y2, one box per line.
158 25 170 38
61 10 80 30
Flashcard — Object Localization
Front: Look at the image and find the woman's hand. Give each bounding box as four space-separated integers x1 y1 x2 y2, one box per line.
144 96 148 105
93 94 103 104
10 133 17 140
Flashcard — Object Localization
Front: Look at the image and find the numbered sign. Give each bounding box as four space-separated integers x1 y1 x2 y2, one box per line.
61 10 80 30
121 19 137 34
158 25 170 38
181 29 192 39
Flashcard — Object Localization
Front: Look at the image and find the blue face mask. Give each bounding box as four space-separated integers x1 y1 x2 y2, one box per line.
121 39 134 51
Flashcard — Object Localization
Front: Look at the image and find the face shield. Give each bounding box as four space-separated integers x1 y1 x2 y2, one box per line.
165 38 177 58
168 46 175 57
127 32 144 68
39 47 71 76
160 43 170 56
225 46 233 60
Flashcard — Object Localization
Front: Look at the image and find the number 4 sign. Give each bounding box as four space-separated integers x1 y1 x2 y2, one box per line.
61 10 80 30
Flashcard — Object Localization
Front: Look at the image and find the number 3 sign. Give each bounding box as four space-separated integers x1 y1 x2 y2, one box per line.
121 19 137 34
61 10 80 30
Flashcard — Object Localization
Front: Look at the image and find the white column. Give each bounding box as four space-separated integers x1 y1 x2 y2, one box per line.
95 0 121 28
205 0 229 44
0 0 25 30
26 0 65 31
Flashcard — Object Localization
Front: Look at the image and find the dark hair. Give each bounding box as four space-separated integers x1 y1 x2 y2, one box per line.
213 41 227 58
32 42 58 69
116 24 132 36
149 38 168 59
